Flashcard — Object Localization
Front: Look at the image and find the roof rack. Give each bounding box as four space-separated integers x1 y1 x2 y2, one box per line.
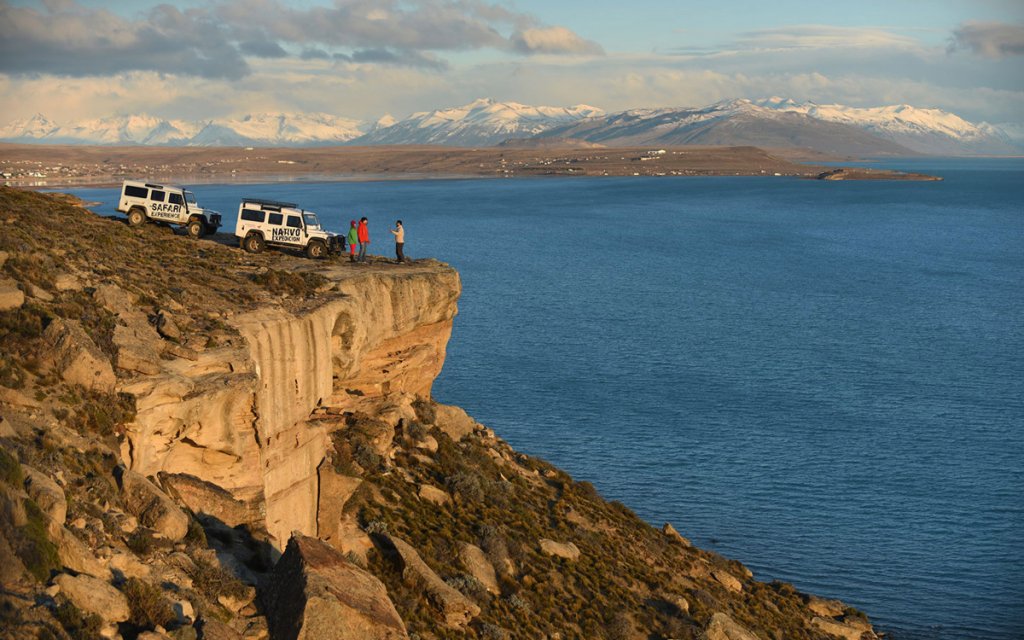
241 198 298 209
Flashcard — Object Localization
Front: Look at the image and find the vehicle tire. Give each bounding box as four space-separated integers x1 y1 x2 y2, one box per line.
306 240 327 259
128 208 146 226
186 220 205 238
244 233 265 254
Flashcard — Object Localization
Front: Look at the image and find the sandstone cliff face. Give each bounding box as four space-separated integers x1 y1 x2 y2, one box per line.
123 265 460 547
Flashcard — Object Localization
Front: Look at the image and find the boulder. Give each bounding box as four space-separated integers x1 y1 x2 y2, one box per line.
54 573 130 623
53 273 83 292
539 539 581 561
316 463 364 550
22 465 67 525
198 619 243 640
160 473 260 529
807 595 847 618
94 284 163 375
383 535 480 628
433 404 478 441
0 278 24 311
661 522 691 547
711 569 743 593
705 612 760 640
262 534 408 640
53 525 108 577
42 318 116 393
458 542 499 594
118 469 189 541
154 310 182 342
28 284 54 302
414 435 438 454
417 484 450 506
811 616 876 640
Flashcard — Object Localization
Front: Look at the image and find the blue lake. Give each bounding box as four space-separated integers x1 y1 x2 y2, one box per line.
66 158 1024 639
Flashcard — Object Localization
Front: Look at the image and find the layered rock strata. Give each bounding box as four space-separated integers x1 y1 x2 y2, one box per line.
122 265 460 548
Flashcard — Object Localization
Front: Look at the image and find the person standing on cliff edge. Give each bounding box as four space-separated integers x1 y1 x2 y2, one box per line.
346 220 359 263
390 220 405 263
357 217 370 263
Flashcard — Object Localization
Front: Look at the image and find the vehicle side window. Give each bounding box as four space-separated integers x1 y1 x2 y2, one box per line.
124 185 147 198
168 193 183 205
150 190 166 202
268 213 283 226
241 209 265 223
287 216 301 229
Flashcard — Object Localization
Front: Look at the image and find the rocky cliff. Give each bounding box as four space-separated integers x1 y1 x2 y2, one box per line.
0 187 881 640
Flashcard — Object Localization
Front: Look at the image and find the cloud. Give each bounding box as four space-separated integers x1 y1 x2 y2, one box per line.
0 0 601 79
510 26 604 55
338 48 449 70
730 25 921 52
949 21 1024 58
0 1 249 79
239 40 288 58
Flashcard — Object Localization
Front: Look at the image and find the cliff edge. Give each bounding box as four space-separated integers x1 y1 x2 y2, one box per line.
0 187 880 640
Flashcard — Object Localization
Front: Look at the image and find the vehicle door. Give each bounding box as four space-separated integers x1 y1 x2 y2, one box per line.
239 206 265 237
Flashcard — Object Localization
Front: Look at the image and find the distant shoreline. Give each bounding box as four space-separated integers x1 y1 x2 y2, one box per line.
0 142 942 187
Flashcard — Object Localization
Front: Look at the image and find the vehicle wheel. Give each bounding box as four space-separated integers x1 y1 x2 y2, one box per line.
186 220 205 238
306 240 327 259
128 208 145 226
244 233 265 254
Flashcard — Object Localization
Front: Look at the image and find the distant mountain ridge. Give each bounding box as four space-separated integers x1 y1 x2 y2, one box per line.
0 112 365 147
535 99 917 157
2 97 1019 155
349 98 604 147
751 97 1019 155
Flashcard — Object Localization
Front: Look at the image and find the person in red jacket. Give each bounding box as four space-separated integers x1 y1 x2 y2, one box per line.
357 217 370 262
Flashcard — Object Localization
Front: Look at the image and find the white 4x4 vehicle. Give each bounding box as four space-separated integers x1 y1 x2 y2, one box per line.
117 180 222 237
234 198 342 259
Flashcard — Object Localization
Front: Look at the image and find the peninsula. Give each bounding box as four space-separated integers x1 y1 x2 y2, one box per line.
1 187 884 639
0 143 939 187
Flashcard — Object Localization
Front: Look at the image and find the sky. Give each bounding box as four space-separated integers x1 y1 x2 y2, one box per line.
1 0 1022 127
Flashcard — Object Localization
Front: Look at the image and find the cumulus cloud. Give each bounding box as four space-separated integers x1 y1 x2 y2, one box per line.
510 26 604 55
949 21 1024 58
0 0 601 79
0 1 249 79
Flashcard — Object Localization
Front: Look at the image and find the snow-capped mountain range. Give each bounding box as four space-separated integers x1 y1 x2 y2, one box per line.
0 112 364 147
751 97 1019 155
1 98 1019 155
352 98 604 147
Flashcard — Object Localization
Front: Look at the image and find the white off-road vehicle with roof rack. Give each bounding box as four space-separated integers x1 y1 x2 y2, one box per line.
117 180 222 237
234 198 342 259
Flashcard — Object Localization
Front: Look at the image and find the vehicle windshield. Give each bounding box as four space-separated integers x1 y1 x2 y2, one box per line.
303 213 321 229
184 191 198 205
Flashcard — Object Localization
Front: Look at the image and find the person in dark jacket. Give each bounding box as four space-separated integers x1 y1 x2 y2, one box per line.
357 217 369 262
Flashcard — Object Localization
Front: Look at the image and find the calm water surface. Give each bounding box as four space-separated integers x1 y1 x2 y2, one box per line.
67 158 1024 639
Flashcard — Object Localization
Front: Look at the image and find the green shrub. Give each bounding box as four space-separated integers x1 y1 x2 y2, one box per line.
68 391 136 437
16 500 61 582
411 398 436 425
187 556 249 601
53 601 104 640
0 447 22 487
251 269 327 298
124 578 177 630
